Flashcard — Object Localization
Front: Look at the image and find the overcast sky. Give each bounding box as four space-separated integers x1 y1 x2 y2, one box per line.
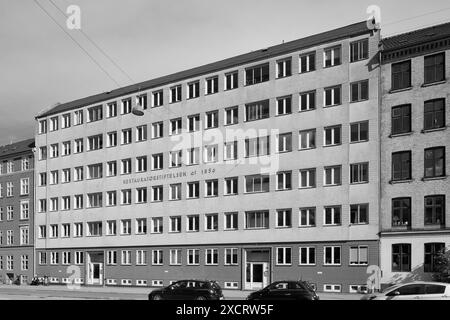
1 0 449 146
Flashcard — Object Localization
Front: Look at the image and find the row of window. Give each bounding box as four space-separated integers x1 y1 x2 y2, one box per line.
37 206 370 240
0 157 31 175
37 39 370 134
0 178 30 198
390 98 446 135
391 51 446 91
390 195 446 227
392 243 445 273
0 255 29 271
0 200 31 222
0 226 30 246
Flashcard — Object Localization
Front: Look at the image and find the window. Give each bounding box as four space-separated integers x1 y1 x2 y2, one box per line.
49 198 58 212
299 52 315 73
152 250 163 265
38 199 47 213
276 171 292 190
324 206 341 226
204 145 218 163
392 198 411 227
205 214 218 231
120 219 131 235
275 96 292 116
224 106 238 125
38 172 47 187
39 120 47 134
224 177 238 195
350 204 369 224
245 136 270 157
170 85 182 103
324 125 341 146
49 171 58 185
152 90 163 107
136 125 147 142
152 153 163 170
186 81 200 99
152 185 163 202
391 60 411 90
245 63 269 85
74 194 83 209
424 99 445 130
205 249 218 265
39 147 47 160
276 209 292 228
298 91 316 112
62 252 71 265
424 52 445 84
225 71 238 90
61 196 70 211
324 246 341 265
137 94 148 110
187 215 200 232
49 224 58 238
169 183 181 201
299 247 316 265
50 116 59 131
6 182 13 197
121 250 131 265
61 168 71 183
50 144 59 158
169 150 182 168
87 221 102 236
392 151 411 181
187 114 200 132
424 195 445 225
245 174 270 193
102 196 113 212
87 135 103 151
391 104 411 135
276 58 291 78
392 244 411 272
277 133 292 153
87 105 103 122
121 189 131 205
276 247 292 265
350 39 368 62
151 217 163 234
350 163 369 183
205 179 218 197
205 110 219 129
245 100 269 121
324 166 341 186
324 46 341 67
73 109 83 125
170 249 181 265
50 252 59 265
424 147 445 178
424 243 445 272
224 212 238 230
324 85 341 107
74 166 83 181
152 122 163 139
21 158 30 171
20 178 29 195
107 251 117 265
87 193 102 208
74 223 83 237
350 80 369 102
136 187 147 204
74 138 84 153
121 128 132 145
245 211 269 229
299 168 316 188
299 208 315 227
225 248 238 265
350 121 369 143
298 129 315 150
61 113 71 129
120 159 132 175
106 161 117 177
20 200 29 220
187 181 199 199
121 98 132 114
107 102 117 118
186 148 199 166
106 220 117 235
224 141 238 160
74 252 83 265
349 246 368 265
39 252 46 265
187 249 200 265
6 206 13 220
205 76 219 95
170 118 182 135
170 216 181 233
20 226 29 245
136 156 147 173
87 163 102 179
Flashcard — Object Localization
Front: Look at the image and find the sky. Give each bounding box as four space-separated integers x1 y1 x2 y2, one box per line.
1 0 450 146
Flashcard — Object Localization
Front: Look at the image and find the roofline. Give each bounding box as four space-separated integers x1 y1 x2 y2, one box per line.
0 139 35 160
36 20 372 119
381 33 450 53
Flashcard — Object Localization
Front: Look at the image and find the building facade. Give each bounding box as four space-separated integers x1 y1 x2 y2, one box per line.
34 21 381 293
0 139 35 284
379 23 450 286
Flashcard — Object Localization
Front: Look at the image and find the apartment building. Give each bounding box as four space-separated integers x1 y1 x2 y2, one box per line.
0 139 35 284
379 22 450 286
34 21 381 293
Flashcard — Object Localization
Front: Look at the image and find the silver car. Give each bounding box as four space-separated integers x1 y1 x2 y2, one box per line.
361 281 450 300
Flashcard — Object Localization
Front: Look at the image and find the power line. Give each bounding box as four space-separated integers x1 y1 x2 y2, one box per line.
33 0 121 87
47 0 135 84
383 6 450 26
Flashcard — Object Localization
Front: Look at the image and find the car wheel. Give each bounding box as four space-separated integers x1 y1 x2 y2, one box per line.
196 296 207 300
152 294 163 300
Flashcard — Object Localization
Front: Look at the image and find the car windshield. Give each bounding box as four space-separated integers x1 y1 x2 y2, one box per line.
381 284 402 293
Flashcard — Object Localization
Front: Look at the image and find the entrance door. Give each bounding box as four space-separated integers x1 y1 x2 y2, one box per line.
86 252 104 285
245 262 269 290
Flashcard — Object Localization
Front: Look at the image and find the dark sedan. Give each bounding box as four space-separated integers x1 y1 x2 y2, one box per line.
148 280 224 300
247 281 320 300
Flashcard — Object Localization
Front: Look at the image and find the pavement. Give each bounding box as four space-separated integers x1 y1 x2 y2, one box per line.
0 284 362 300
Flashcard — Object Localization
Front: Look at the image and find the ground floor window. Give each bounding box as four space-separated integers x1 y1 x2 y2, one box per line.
424 243 445 273
392 243 411 272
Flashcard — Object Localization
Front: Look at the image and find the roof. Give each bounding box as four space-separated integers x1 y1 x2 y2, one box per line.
382 21 450 51
37 20 372 118
0 138 35 159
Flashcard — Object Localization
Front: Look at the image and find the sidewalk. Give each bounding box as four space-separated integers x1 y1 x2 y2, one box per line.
0 284 362 300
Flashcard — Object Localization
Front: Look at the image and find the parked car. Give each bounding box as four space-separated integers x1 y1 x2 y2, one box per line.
148 280 224 300
246 280 320 300
361 281 450 300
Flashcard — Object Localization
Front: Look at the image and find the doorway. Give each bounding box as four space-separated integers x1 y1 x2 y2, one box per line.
244 249 270 290
86 252 104 285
